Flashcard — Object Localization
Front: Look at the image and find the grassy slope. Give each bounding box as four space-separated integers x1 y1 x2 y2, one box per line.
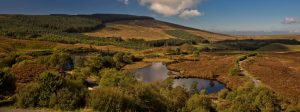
0 37 135 55
257 43 300 52
84 19 238 41
242 52 300 101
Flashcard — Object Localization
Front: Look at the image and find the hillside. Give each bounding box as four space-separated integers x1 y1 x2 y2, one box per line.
84 19 238 41
1 14 300 51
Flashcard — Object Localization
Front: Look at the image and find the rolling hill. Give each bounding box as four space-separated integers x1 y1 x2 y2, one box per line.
1 14 300 51
84 19 237 41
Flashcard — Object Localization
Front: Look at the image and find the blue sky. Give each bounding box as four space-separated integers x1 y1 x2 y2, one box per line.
0 0 300 35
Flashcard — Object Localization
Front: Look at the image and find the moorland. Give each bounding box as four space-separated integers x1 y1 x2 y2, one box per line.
0 14 300 112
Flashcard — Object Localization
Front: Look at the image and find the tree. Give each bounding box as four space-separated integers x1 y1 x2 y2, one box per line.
84 54 103 73
99 68 136 87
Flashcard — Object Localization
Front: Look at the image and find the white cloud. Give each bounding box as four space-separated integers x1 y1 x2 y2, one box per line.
282 17 300 24
138 0 203 18
179 9 203 19
119 0 129 5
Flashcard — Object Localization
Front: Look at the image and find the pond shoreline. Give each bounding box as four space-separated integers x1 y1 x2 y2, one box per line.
134 62 227 94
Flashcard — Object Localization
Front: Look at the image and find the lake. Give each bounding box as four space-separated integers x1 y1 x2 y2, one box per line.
135 62 225 94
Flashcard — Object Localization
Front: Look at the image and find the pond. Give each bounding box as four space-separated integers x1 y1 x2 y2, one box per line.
135 62 225 94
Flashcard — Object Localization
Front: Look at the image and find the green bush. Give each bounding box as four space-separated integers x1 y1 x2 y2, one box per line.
0 53 18 68
38 72 64 93
186 94 214 112
229 66 241 76
88 87 136 111
221 83 282 112
16 71 86 110
16 83 40 108
49 88 85 110
99 68 136 87
47 52 73 70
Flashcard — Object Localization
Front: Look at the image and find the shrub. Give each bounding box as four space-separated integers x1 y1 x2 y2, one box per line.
229 66 241 76
160 87 189 111
0 53 18 68
16 71 86 110
84 54 103 73
132 84 168 112
16 83 40 108
0 68 16 95
88 87 136 111
99 68 136 87
11 61 47 83
38 72 64 93
49 88 85 110
222 83 282 112
186 94 214 112
47 52 73 70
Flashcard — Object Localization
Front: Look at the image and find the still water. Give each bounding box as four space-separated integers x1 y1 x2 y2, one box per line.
135 62 225 94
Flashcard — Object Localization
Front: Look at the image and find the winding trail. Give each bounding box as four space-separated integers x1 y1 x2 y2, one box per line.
238 56 262 87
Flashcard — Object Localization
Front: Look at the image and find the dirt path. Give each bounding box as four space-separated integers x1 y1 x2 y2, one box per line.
239 56 262 87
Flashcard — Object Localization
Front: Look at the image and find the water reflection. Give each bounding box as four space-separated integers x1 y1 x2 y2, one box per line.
172 78 225 94
134 62 226 94
135 62 168 82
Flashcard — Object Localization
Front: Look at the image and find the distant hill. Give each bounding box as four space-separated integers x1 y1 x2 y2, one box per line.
0 14 300 43
84 19 237 41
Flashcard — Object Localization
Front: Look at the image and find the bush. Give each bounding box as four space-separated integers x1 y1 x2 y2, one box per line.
16 83 40 108
160 87 189 111
11 61 47 83
88 87 136 111
221 83 282 112
16 71 86 110
38 72 64 93
0 53 18 68
99 68 136 88
229 66 241 76
0 68 16 95
47 52 73 70
186 94 214 112
49 88 85 110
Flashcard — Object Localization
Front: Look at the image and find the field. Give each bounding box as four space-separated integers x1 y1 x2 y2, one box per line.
0 36 135 54
84 20 175 41
257 43 300 52
167 53 247 89
84 19 238 42
242 52 300 101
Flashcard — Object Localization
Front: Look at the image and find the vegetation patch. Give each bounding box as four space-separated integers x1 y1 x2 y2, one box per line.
242 52 300 102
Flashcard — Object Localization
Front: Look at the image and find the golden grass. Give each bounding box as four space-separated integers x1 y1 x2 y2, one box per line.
0 37 135 53
187 30 239 42
167 53 247 89
246 35 300 41
242 52 300 101
122 62 151 70
257 43 300 52
84 20 175 41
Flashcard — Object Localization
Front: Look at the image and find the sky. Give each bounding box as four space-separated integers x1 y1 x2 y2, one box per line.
0 0 300 35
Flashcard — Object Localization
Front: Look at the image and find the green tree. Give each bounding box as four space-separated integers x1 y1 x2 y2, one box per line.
84 54 103 73
99 68 136 87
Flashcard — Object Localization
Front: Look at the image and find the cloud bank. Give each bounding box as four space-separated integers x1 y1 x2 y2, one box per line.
282 17 300 24
138 0 203 18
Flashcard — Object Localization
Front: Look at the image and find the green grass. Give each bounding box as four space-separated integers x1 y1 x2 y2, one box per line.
165 30 208 43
